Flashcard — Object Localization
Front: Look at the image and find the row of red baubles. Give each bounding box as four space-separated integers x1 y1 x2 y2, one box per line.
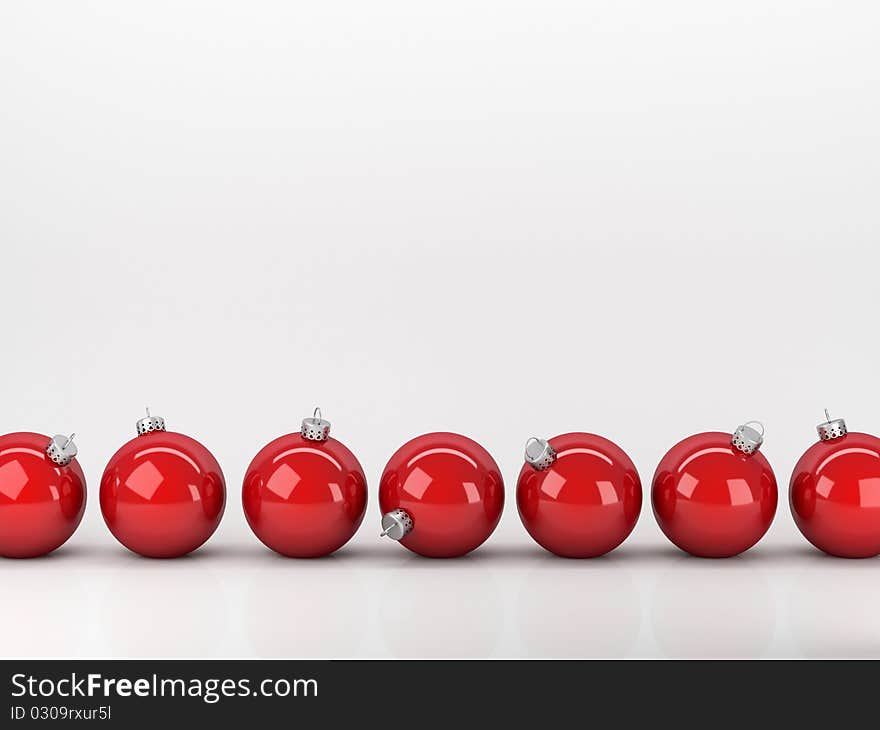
0 409 877 560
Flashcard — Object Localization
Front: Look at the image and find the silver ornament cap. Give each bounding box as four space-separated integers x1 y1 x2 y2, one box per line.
817 409 847 441
731 421 764 455
136 407 166 436
380 508 413 541
46 433 77 466
524 437 557 470
301 407 331 442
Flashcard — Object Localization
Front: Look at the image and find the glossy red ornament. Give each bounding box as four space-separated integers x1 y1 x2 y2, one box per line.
652 421 777 558
379 432 504 558
791 412 880 558
243 409 367 557
0 431 85 558
516 432 641 557
100 411 225 558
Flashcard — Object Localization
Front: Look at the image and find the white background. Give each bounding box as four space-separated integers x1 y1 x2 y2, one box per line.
1 1 879 658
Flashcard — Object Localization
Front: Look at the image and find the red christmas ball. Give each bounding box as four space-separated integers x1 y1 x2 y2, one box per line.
243 409 367 557
379 432 504 558
100 411 225 558
652 421 777 558
790 412 880 558
0 431 85 558
516 432 641 557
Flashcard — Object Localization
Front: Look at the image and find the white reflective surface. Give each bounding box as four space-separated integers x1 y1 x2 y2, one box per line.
3 521 879 659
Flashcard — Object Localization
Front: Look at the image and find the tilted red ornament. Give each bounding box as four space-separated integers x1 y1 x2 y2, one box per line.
652 421 777 557
0 431 85 558
379 432 503 558
517 432 641 558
